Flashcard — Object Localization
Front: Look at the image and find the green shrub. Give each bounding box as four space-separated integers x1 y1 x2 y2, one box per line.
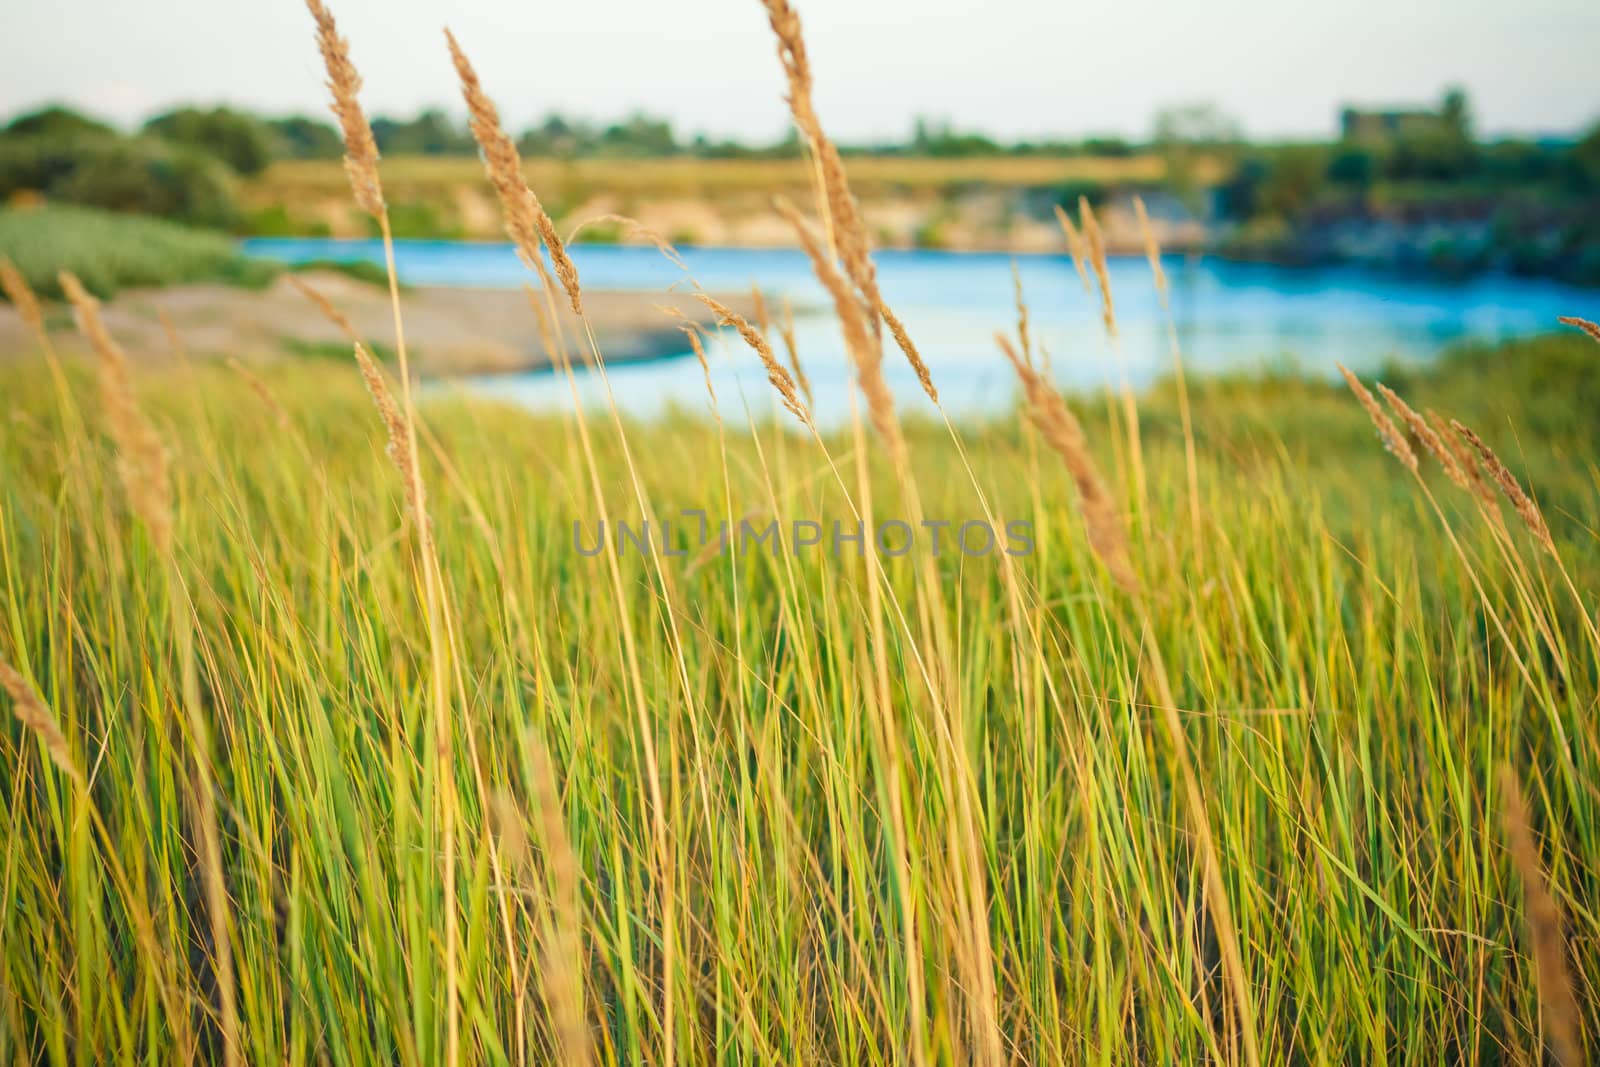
143 106 274 176
0 204 278 299
0 134 239 227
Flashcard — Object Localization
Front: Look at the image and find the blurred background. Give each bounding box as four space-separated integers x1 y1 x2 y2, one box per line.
1 0 1596 417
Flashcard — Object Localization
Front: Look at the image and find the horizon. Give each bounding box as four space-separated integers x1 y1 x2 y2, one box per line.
2 0 1597 145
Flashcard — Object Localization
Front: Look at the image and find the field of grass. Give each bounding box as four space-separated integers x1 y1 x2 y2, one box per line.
2 2 1596 1063
2 295 1599 1063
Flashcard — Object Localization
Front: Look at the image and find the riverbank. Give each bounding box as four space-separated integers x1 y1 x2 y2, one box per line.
0 269 753 376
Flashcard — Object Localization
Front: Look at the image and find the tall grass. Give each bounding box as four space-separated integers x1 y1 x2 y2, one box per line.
1 3 1597 1064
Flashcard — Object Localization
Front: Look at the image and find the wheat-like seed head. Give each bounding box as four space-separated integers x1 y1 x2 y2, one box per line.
1 662 83 787
879 298 937 404
446 29 583 314
1078 197 1117 337
524 736 593 1067
997 332 1137 592
759 0 881 321
775 197 907 455
304 0 384 219
0 258 43 337
1132 195 1169 299
1376 384 1467 491
777 297 812 410
1498 765 1583 1067
695 292 811 429
1450 419 1555 556
353 343 425 525
59 271 173 555
1337 364 1417 472
1011 262 1033 365
1052 205 1093 296
1557 315 1600 346
750 284 772 338
1425 409 1495 506
681 325 719 410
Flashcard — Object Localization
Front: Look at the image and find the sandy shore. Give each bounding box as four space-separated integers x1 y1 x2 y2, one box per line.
0 271 754 376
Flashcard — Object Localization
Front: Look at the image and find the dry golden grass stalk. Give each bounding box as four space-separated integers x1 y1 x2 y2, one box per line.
775 198 907 455
1132 195 1169 298
446 29 583 314
695 292 812 428
778 297 812 409
1011 262 1033 365
1051 205 1094 296
759 0 881 317
566 213 687 272
1078 197 1117 337
1426 409 1495 506
750 284 772 337
286 274 360 343
353 343 424 523
525 739 593 1067
1337 364 1417 472
1 662 82 787
225 359 291 430
880 298 937 403
0 258 43 337
304 0 383 219
1499 765 1584 1067
1376 384 1467 491
1451 419 1555 555
59 271 173 554
681 325 718 408
997 333 1137 592
1557 315 1600 346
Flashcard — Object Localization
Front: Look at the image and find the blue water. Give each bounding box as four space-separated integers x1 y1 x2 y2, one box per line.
245 237 1595 423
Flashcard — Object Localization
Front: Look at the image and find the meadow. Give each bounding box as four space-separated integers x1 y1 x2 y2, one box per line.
1 1 1597 1064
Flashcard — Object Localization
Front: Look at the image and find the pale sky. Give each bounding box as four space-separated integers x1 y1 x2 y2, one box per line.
2 0 1596 142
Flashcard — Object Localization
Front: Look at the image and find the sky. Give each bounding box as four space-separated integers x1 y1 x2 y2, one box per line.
1 0 1596 143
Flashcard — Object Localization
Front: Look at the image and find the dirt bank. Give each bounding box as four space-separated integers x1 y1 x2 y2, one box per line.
0 270 753 376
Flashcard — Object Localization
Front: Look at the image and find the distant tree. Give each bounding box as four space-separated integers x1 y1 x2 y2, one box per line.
1440 87 1472 140
1080 137 1133 158
371 110 475 156
1153 102 1242 211
266 116 342 159
5 105 116 140
597 113 678 157
1326 147 1377 187
143 106 273 175
1152 102 1243 148
1569 121 1600 191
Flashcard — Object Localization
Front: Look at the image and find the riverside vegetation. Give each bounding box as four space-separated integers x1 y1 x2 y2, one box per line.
1 1 1598 1064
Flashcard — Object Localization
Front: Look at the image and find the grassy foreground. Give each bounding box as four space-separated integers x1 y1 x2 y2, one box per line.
1 320 1598 1062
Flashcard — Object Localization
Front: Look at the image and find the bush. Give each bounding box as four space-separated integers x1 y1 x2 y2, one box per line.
4 106 115 140
143 106 274 176
0 204 278 299
0 134 239 228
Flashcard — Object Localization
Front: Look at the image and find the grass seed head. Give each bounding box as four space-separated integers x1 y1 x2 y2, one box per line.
1451 419 1555 555
998 332 1137 593
1338 364 1417 472
0 257 44 338
1557 315 1600 346
1 662 82 787
305 0 384 219
447 29 583 314
60 271 173 555
1499 765 1583 1067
